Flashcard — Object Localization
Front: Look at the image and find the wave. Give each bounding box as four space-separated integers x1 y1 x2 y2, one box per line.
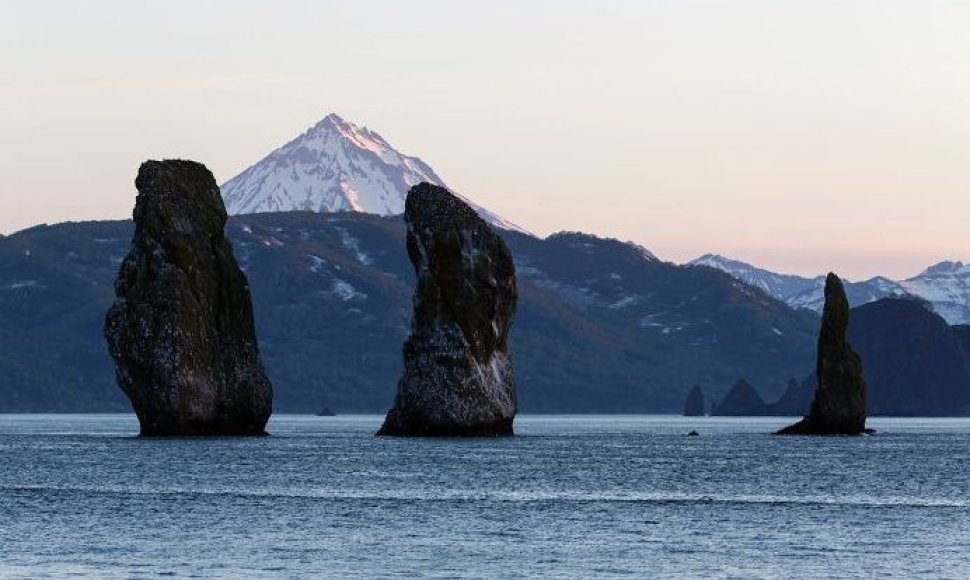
3 484 968 509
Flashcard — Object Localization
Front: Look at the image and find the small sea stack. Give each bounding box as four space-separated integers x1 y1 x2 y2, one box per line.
104 160 273 436
377 183 517 436
776 273 868 435
683 385 706 416
711 379 769 416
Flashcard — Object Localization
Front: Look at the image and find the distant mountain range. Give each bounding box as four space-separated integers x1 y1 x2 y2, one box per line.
690 254 970 324
0 213 817 413
219 112 969 324
2 112 967 415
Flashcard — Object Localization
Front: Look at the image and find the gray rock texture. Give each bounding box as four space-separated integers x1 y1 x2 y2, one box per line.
777 273 868 435
105 160 272 436
377 183 517 436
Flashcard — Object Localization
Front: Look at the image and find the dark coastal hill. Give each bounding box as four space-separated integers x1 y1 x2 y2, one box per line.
954 325 970 356
0 211 818 413
849 298 970 416
708 298 970 417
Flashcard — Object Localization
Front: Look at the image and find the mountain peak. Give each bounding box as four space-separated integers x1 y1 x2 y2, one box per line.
918 261 969 277
316 112 362 134
222 113 446 217
221 113 525 234
692 254 748 270
312 113 394 156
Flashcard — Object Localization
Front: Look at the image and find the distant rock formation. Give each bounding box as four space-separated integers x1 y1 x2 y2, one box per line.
683 385 706 416
777 273 867 435
104 160 273 436
377 183 517 436
704 298 970 419
711 379 769 416
768 377 815 416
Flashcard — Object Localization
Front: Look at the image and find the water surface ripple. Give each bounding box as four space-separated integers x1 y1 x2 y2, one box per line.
1 414 968 578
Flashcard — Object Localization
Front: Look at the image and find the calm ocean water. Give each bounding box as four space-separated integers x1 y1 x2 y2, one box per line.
1 414 968 578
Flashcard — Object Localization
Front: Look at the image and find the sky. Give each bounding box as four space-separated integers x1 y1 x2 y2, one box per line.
1 0 968 279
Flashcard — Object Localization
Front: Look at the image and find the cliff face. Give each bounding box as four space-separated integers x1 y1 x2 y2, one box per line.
777 273 867 435
104 160 273 436
378 183 517 436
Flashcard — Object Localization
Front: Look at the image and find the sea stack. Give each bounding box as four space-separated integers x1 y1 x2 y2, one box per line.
377 183 517 436
683 385 706 416
711 379 769 416
776 273 867 435
104 160 273 436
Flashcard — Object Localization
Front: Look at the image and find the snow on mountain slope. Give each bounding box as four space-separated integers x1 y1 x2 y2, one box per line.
689 255 970 324
898 262 970 325
690 254 821 299
221 113 525 233
786 276 907 313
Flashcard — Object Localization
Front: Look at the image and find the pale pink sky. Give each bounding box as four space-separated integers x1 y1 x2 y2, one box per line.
1 0 968 279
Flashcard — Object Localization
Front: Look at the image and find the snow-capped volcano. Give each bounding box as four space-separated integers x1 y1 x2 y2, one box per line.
689 255 970 324
222 113 523 232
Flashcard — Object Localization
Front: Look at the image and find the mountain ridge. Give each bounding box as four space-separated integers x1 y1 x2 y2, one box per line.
0 212 818 413
689 254 970 324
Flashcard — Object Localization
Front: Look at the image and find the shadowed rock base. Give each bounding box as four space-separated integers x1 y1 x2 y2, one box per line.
776 273 867 436
775 417 874 436
377 183 518 437
377 416 514 437
136 423 270 438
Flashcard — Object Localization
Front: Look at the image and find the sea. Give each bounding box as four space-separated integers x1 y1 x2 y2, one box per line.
1 414 968 578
